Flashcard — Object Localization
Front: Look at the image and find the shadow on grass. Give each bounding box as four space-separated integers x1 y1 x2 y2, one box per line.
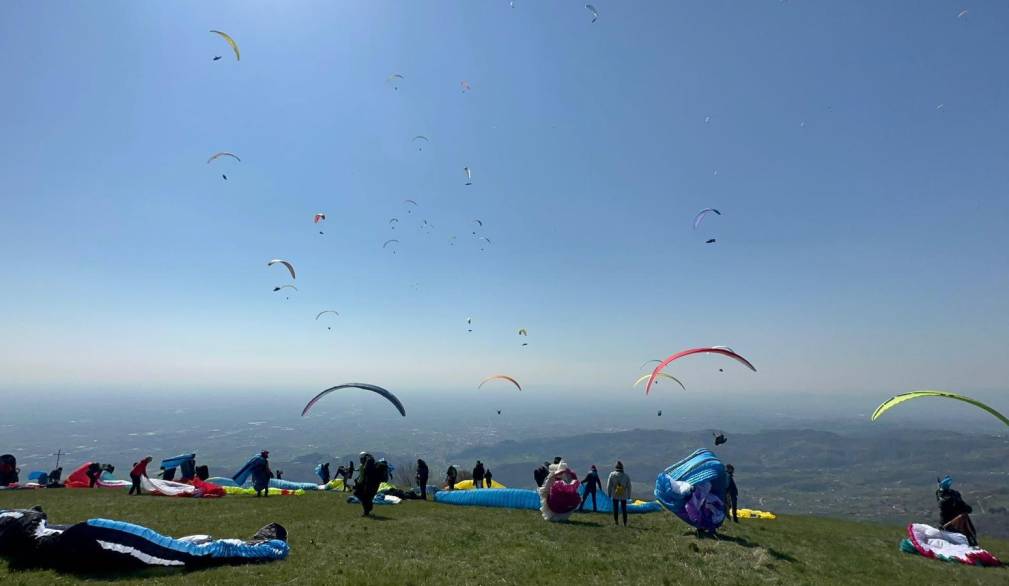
714 533 799 563
561 519 603 527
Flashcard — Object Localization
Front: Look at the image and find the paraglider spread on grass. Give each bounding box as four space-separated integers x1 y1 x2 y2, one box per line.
0 507 288 571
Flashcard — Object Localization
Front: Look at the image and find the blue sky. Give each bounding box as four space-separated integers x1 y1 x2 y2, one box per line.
2 1 1008 415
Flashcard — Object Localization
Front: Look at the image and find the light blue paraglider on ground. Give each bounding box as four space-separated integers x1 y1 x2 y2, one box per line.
435 488 661 514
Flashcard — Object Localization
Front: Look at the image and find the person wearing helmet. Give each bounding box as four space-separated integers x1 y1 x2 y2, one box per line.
936 475 977 546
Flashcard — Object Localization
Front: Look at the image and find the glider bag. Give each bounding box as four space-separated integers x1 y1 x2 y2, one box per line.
0 507 288 570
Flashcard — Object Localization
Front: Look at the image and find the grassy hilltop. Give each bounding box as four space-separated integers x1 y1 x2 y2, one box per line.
0 490 1006 585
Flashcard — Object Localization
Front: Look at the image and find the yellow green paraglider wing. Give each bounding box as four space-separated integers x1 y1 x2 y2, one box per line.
210 30 240 61
871 390 1009 427
633 372 686 392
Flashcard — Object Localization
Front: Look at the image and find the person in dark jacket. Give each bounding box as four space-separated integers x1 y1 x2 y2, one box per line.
129 456 152 496
484 469 493 488
376 459 390 484
472 461 485 489
446 465 458 490
86 462 102 488
355 453 380 517
936 475 978 546
251 451 273 497
725 464 739 523
534 462 549 487
578 464 603 512
320 462 331 484
416 459 429 499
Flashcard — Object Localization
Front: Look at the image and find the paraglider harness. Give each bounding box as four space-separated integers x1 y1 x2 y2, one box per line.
937 486 977 546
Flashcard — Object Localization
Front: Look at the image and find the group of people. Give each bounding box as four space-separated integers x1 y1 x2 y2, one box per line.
316 461 356 491
442 460 494 491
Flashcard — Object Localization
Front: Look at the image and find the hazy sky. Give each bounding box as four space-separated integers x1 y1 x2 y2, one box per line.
2 2 1008 418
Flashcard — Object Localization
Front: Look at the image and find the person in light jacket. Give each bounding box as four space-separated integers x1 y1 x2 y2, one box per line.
606 461 631 526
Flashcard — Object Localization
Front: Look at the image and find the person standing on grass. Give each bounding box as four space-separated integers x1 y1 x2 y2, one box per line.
416 459 429 499
472 460 485 489
445 464 458 490
355 453 380 517
606 461 631 526
725 464 739 523
579 465 603 512
251 451 273 497
484 468 493 488
129 456 152 496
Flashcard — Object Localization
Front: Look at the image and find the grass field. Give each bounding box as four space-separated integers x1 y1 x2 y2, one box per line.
0 489 1006 585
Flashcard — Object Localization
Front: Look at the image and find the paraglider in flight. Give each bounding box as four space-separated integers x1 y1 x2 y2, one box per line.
464 166 472 185
657 410 662 417
404 199 418 214
479 375 522 392
273 285 298 292
704 116 711 124
497 409 502 415
316 310 339 330
957 9 968 18
389 218 399 229
461 80 471 93
207 152 241 164
713 433 727 446
314 213 326 224
521 343 528 347
387 73 404 90
412 136 429 151
693 208 721 230
213 56 222 61
301 383 406 417
871 391 1009 427
586 4 598 22
449 235 457 246
633 373 686 392
640 359 662 370
706 239 716 244
645 347 756 395
210 30 240 61
466 316 473 332
383 239 399 254
267 259 296 280
518 328 527 336
222 174 228 181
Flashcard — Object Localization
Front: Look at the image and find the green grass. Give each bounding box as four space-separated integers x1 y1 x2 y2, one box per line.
0 490 1006 584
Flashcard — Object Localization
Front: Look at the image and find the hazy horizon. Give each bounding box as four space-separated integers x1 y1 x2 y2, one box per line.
2 2 1008 430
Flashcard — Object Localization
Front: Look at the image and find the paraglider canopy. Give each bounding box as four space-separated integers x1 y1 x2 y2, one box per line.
210 30 240 61
479 375 522 392
207 152 241 164
645 347 755 394
633 373 686 392
693 208 721 230
267 259 296 280
301 383 406 417
871 391 1009 427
